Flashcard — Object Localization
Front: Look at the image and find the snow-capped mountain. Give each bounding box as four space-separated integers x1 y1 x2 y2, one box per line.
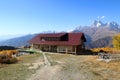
90 20 120 29
107 22 120 30
91 20 106 27
73 20 120 48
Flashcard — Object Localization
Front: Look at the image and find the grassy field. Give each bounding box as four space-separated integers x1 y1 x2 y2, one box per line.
0 52 120 80
0 53 43 80
46 53 120 80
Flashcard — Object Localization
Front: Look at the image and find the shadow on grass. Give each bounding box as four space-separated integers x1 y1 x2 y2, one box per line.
77 49 98 55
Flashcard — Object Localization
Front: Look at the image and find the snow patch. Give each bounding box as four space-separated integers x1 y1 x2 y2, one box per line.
96 22 101 27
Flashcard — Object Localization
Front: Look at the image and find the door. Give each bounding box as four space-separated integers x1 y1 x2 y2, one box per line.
51 45 57 52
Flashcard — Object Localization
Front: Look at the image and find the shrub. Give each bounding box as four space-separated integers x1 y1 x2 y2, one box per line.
2 58 18 64
91 47 120 54
0 50 18 57
112 33 120 49
0 54 18 64
91 47 112 53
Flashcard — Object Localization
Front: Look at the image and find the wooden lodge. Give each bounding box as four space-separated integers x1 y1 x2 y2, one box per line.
29 32 86 55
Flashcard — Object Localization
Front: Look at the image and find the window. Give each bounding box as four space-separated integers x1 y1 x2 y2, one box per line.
41 37 60 41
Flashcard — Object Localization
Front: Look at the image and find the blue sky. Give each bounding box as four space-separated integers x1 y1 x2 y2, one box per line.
0 0 120 37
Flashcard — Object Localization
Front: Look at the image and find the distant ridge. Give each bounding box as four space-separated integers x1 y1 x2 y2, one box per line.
0 31 55 47
87 36 112 48
0 34 36 47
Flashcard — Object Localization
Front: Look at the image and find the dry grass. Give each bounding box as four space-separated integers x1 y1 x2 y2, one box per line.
84 56 120 80
1 52 119 80
47 53 120 80
0 53 43 80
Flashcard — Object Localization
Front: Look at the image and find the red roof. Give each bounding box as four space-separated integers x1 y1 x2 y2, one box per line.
29 32 86 46
40 33 66 37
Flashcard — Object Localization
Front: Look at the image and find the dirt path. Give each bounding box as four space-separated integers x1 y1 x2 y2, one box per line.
27 53 62 80
27 65 61 80
26 53 88 80
27 53 120 80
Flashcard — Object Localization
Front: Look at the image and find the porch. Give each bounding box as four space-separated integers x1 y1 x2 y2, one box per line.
31 44 83 55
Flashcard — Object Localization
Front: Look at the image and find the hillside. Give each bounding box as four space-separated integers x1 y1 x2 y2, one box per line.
73 20 120 48
0 34 36 47
87 36 112 48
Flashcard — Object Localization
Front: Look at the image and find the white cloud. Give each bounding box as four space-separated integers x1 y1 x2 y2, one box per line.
101 16 105 19
97 16 100 19
67 29 73 32
97 16 106 21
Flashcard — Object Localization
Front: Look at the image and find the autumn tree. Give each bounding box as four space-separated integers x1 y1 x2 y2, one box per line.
112 33 120 49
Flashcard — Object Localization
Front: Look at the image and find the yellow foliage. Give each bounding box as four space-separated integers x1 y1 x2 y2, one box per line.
0 50 18 57
91 47 120 54
91 47 112 53
112 33 120 49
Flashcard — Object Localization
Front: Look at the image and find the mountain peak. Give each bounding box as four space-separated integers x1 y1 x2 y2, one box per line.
107 21 120 29
75 26 82 30
91 20 120 29
108 21 118 26
91 20 104 27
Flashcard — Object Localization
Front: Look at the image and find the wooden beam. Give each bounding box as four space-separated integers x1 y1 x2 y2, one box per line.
31 43 33 49
39 45 41 50
66 47 68 54
49 45 51 51
75 46 77 55
57 47 59 53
